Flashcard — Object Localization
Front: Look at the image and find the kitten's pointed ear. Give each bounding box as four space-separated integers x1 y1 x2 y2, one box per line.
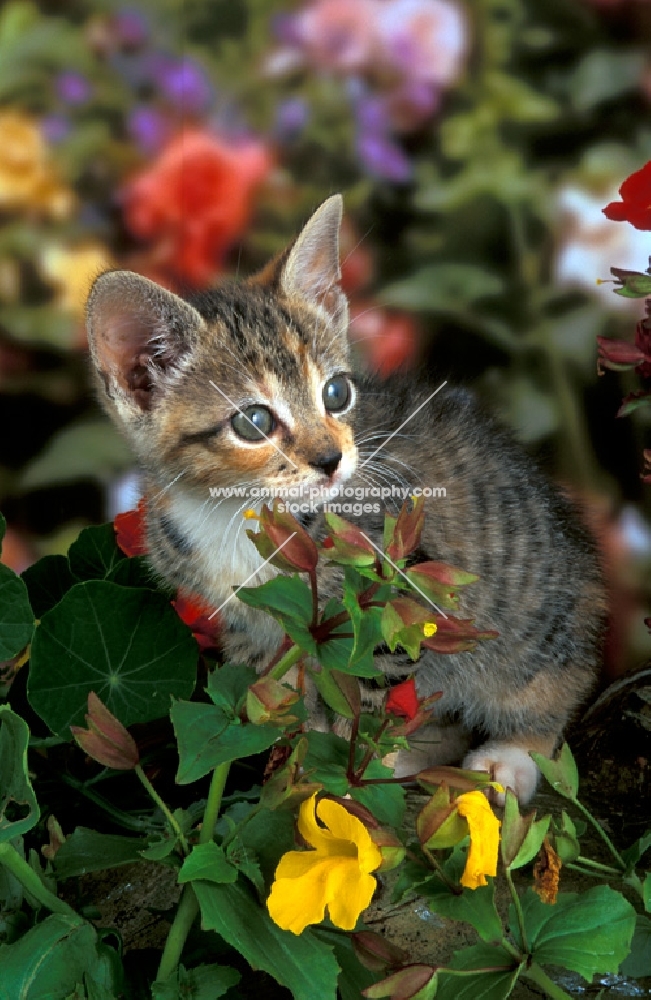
278 195 348 328
86 271 205 412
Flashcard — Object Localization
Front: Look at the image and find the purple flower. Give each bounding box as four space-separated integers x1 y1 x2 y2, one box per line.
385 81 439 132
41 114 71 144
376 0 467 86
56 71 92 105
274 97 309 140
271 13 303 45
154 56 212 113
114 9 148 49
355 95 390 134
356 133 412 183
127 106 169 154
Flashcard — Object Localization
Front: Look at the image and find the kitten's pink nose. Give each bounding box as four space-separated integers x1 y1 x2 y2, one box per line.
309 451 342 478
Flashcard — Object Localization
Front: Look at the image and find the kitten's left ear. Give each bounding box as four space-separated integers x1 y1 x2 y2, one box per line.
258 195 348 329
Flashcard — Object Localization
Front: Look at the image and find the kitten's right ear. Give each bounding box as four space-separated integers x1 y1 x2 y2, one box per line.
86 271 205 412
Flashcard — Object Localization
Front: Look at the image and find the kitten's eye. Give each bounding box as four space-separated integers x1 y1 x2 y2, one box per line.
323 375 351 413
231 406 275 441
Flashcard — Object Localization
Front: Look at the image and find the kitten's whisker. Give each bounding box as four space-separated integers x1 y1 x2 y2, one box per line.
151 467 188 501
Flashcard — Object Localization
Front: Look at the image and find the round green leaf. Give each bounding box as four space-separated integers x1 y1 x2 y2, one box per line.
28 580 198 735
0 562 34 660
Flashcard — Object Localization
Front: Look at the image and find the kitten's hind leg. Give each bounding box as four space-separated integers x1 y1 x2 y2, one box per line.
463 733 557 806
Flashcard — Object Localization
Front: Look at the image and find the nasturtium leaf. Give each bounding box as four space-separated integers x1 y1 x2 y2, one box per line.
0 555 34 660
53 828 149 879
152 964 241 1000
172 701 282 784
515 886 636 981
107 556 161 591
28 581 198 735
194 880 340 1000
0 914 106 1000
436 942 520 1000
0 707 39 843
178 842 238 885
68 524 126 581
620 914 651 978
22 554 76 617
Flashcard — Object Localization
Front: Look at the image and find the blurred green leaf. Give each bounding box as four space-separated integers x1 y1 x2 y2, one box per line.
0 304 76 349
19 421 133 490
380 264 504 313
568 50 646 113
502 376 559 444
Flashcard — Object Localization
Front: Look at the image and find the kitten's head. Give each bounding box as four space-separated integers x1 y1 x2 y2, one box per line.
86 195 358 495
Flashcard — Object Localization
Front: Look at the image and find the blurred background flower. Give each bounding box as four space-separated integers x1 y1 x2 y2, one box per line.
0 0 650 680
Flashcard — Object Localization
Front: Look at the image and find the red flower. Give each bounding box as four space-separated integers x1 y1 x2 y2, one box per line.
350 302 419 376
114 498 148 557
122 130 272 287
385 677 419 720
603 160 651 230
173 592 221 651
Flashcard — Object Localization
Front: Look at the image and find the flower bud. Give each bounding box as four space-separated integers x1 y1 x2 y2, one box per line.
71 692 139 770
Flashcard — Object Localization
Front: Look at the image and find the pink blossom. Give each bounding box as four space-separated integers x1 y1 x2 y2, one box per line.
376 0 467 86
295 0 377 72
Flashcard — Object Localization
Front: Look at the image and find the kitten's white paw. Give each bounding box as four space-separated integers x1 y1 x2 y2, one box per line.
463 743 539 805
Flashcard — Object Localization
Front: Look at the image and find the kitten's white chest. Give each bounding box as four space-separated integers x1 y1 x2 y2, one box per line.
168 490 275 605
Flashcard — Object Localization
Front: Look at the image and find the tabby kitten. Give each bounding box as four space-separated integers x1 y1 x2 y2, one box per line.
86 195 606 803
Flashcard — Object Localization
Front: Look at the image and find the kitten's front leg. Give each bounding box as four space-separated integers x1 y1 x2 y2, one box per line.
463 733 557 805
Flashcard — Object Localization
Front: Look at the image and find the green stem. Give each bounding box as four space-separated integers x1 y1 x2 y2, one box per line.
156 884 199 982
200 763 231 844
267 643 304 681
422 847 463 896
501 937 523 962
157 762 231 982
505 868 528 954
135 764 189 855
0 843 81 922
523 962 574 1000
575 856 622 874
59 773 152 832
573 799 626 871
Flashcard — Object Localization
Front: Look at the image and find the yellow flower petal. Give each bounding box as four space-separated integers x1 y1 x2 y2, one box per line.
242 509 259 520
267 795 382 934
423 622 438 637
455 790 500 890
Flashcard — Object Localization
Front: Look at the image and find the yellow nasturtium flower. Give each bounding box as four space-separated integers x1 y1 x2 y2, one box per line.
455 790 501 889
267 794 382 934
0 111 73 218
40 242 112 318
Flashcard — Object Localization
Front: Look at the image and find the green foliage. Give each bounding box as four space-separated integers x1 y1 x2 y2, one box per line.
0 707 39 843
0 915 118 1000
194 879 341 1000
28 581 199 735
514 887 636 981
